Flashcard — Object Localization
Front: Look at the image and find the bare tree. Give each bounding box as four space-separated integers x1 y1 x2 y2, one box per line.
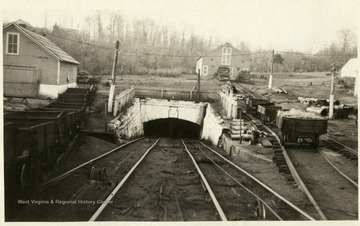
96 11 103 41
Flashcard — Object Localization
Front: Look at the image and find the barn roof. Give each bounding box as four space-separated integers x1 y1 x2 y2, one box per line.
3 22 80 65
197 42 251 61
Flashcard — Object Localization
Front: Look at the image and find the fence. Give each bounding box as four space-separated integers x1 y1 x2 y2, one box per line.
135 88 218 102
113 87 135 116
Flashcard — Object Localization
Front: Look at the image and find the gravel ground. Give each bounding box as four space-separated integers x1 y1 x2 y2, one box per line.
8 73 357 221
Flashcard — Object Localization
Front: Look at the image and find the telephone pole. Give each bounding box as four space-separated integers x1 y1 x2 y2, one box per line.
197 69 201 101
329 64 336 119
268 49 274 89
108 41 120 113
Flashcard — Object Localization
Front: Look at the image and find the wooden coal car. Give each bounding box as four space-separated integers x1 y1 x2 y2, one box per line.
3 86 94 194
4 120 60 191
245 98 274 115
276 112 328 148
257 105 282 124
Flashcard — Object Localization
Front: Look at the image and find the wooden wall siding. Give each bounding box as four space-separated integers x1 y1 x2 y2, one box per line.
3 26 58 85
3 66 39 97
200 46 251 78
59 62 77 85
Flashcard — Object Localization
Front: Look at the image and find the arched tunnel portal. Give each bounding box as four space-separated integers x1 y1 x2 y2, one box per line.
143 118 201 138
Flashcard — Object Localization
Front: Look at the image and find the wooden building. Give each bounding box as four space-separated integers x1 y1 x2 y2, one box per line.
196 43 251 80
3 21 80 99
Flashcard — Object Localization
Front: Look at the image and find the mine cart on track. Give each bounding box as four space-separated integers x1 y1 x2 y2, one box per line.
257 105 282 124
276 114 328 148
245 98 274 115
4 120 60 192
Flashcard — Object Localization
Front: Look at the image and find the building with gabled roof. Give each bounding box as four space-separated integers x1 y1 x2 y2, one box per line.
3 21 80 99
196 42 251 80
341 58 358 78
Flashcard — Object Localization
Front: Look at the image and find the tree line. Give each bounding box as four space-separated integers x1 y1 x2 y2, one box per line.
5 12 357 75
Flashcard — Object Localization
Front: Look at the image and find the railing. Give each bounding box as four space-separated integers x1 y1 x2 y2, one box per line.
135 88 218 102
113 87 135 116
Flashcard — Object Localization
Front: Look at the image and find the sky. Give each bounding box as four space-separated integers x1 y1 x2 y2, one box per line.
2 0 360 53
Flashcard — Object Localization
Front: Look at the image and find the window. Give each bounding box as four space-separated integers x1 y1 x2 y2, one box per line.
210 58 214 61
6 32 20 55
203 65 208 76
221 47 232 65
237 67 241 71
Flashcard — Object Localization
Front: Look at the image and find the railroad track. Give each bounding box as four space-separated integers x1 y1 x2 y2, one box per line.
182 139 314 221
13 137 158 221
90 137 314 221
233 83 266 99
285 146 358 220
320 135 357 160
91 137 222 221
234 82 358 220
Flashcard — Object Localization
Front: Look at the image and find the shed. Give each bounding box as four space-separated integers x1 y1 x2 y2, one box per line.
3 21 80 99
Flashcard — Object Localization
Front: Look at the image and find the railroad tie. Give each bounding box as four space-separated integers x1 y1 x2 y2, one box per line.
90 166 108 181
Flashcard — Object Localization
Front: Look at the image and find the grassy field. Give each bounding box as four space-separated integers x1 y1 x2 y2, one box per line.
96 72 357 107
100 74 221 92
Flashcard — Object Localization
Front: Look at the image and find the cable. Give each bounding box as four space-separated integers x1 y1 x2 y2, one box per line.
46 33 356 59
46 33 270 58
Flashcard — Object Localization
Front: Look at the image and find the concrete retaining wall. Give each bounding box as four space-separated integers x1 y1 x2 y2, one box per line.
201 104 224 145
111 98 143 141
219 90 238 118
140 99 207 126
222 134 272 163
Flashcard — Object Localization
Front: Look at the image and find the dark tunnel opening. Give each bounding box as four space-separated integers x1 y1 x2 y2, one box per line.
143 118 201 138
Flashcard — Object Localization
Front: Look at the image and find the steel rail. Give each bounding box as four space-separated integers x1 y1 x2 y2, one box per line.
198 141 315 221
234 83 264 99
261 125 327 220
233 83 257 99
321 135 357 155
192 141 283 220
181 139 228 221
40 137 144 191
89 137 161 221
318 151 358 188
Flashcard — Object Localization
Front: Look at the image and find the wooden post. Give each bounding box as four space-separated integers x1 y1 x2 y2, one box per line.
268 49 274 89
329 65 336 119
197 69 201 101
112 41 120 84
104 103 108 132
108 41 120 113
239 110 242 144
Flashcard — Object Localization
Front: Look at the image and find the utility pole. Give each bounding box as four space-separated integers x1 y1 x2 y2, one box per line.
329 64 336 119
108 41 120 113
268 49 274 89
197 69 201 102
239 110 242 144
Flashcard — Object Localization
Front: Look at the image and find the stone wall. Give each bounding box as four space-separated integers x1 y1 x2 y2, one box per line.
110 98 143 141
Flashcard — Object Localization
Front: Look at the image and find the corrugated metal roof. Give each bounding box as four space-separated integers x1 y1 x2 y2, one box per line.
4 23 80 64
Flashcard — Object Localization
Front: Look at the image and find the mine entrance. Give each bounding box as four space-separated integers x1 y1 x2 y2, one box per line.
143 118 201 138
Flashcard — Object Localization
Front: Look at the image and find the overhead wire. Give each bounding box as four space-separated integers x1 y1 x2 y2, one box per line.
47 33 269 58
46 33 356 59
